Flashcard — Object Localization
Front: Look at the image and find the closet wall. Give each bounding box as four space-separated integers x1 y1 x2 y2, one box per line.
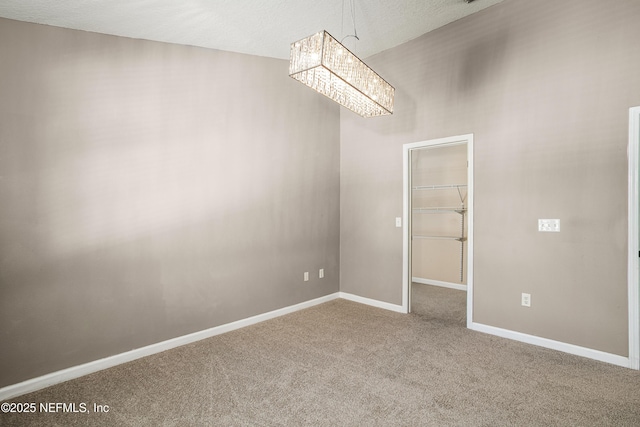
412 144 468 285
340 0 640 356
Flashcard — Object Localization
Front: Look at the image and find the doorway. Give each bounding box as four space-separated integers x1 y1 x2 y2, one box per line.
628 106 640 370
402 134 473 327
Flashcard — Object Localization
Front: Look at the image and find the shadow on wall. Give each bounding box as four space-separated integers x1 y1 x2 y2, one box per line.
456 30 509 96
388 83 418 135
365 28 510 138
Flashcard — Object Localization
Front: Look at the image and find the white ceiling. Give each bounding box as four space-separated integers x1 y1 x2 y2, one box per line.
0 0 505 59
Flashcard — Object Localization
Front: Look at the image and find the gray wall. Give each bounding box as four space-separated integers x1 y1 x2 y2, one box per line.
340 0 640 356
0 18 340 387
3 0 640 389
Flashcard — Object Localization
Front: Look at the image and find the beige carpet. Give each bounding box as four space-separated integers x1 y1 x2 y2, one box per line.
411 282 467 325
2 291 640 426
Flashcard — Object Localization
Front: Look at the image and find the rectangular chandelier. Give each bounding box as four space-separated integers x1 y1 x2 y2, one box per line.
289 31 395 118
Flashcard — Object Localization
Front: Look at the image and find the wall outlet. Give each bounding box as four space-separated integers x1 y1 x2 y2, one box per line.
521 293 531 307
304 272 309 282
319 268 324 279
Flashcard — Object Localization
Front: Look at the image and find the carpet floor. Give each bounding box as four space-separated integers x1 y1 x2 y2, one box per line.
2 287 640 426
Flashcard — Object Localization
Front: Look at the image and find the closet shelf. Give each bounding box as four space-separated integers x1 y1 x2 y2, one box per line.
411 179 467 283
413 207 466 214
412 235 467 242
412 184 467 191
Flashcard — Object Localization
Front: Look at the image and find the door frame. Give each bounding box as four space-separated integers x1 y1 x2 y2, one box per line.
402 134 474 326
628 106 640 370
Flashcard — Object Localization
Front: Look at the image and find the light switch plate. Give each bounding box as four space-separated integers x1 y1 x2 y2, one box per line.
538 219 560 232
395 217 402 228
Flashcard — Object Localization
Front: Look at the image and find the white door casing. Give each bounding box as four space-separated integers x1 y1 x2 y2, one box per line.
402 134 474 325
628 106 640 370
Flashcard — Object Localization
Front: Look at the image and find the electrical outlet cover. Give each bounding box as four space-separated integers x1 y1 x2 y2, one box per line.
538 219 560 232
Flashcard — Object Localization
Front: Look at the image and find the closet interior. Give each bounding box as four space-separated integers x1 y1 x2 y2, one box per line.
411 142 468 316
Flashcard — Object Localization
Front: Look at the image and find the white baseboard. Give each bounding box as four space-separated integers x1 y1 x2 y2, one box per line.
339 292 406 313
0 293 341 402
4 293 629 401
469 322 630 368
412 277 467 291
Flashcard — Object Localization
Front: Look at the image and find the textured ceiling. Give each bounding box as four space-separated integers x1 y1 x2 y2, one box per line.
0 0 505 59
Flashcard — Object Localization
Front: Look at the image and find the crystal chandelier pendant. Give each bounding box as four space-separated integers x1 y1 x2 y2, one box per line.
289 31 395 118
